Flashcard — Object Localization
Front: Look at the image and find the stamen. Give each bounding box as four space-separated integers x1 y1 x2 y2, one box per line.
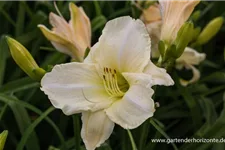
114 69 116 74
112 74 124 95
102 75 113 96
102 67 124 97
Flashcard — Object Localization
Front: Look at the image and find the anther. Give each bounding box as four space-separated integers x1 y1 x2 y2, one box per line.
114 69 116 74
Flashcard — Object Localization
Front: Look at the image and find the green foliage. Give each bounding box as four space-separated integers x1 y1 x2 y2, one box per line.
0 1 225 150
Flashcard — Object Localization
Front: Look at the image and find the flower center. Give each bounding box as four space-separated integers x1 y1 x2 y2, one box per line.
102 67 127 98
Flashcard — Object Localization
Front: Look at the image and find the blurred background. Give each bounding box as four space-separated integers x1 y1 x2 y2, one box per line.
0 1 225 150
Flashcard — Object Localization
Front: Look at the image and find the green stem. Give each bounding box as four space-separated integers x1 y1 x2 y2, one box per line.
73 115 81 150
0 104 7 121
150 119 178 150
93 1 102 16
202 85 225 96
138 121 149 150
0 9 16 27
127 129 137 150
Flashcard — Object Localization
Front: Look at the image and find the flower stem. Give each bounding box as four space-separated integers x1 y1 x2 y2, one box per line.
73 115 81 150
127 129 137 150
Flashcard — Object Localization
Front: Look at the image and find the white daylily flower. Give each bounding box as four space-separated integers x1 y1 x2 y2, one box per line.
159 0 200 43
41 16 174 150
38 3 91 62
176 47 206 86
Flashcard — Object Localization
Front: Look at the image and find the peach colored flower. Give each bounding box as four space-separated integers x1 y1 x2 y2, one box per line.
38 3 91 62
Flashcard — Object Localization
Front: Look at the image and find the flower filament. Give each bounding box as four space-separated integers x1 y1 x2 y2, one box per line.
102 67 124 97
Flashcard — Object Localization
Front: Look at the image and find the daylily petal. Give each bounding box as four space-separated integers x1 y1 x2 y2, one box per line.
179 64 200 86
51 41 74 57
81 110 114 150
176 47 206 66
86 16 151 73
38 25 70 44
41 63 112 115
49 12 72 38
106 73 155 129
69 3 91 49
159 0 200 42
141 4 161 24
176 48 205 86
38 25 82 60
78 7 91 45
144 61 174 86
123 72 153 88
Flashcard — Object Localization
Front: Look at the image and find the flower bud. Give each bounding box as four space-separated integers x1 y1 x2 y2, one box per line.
158 40 165 57
195 17 224 45
6 36 46 81
191 10 201 22
191 27 201 42
0 130 8 150
174 22 194 58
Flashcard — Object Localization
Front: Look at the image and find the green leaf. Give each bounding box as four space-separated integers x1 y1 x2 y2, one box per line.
0 77 39 94
150 119 178 150
72 115 81 150
9 99 40 150
0 36 8 86
175 73 202 129
91 15 107 32
197 96 217 135
0 94 66 149
27 11 47 31
200 72 225 84
0 104 7 121
93 1 102 16
16 106 55 150
0 2 6 10
41 52 68 68
15 2 25 37
181 92 225 150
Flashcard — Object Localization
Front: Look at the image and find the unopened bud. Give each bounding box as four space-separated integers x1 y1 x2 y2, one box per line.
191 10 201 22
0 130 8 150
158 40 165 57
191 27 201 42
195 17 224 45
6 37 46 81
174 22 194 58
